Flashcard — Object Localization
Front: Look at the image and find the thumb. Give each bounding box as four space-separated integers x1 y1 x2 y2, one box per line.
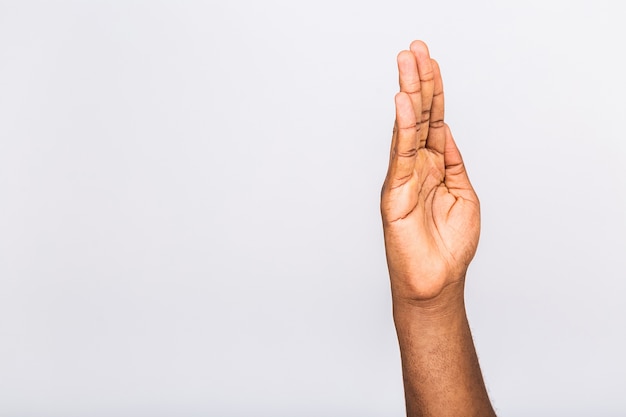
443 124 474 195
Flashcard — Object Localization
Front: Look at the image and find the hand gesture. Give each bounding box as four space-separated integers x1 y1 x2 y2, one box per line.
381 41 480 303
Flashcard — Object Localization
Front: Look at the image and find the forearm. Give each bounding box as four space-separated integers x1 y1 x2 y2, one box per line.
392 280 496 417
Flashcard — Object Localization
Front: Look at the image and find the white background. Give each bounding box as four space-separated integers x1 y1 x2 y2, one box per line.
1 1 625 416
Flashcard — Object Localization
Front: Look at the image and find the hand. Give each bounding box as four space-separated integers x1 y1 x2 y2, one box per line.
381 41 480 303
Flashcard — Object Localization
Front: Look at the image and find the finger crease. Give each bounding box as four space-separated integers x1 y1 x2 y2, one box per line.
396 148 418 158
403 87 421 94
420 72 434 81
390 175 412 189
397 124 420 132
430 119 444 128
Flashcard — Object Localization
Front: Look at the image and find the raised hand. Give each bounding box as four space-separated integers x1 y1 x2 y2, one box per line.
382 42 496 417
381 41 480 303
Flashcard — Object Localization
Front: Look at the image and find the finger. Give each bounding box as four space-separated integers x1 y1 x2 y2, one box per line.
410 40 434 147
443 125 473 194
397 50 422 139
388 92 419 186
425 59 445 154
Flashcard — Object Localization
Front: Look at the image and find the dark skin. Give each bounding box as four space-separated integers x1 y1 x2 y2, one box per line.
381 41 496 417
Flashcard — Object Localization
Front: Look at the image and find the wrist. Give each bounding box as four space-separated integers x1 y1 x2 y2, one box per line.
392 279 466 322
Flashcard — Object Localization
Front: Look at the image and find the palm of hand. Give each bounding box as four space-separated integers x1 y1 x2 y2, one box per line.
381 42 480 302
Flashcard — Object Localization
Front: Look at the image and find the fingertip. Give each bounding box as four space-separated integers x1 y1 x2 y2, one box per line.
394 91 412 112
395 92 418 128
443 124 458 154
443 124 466 169
394 91 409 103
431 59 444 93
410 40 430 57
397 50 421 97
396 50 414 69
410 40 433 78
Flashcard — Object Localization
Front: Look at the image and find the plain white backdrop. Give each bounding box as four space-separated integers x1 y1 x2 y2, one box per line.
1 1 625 416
